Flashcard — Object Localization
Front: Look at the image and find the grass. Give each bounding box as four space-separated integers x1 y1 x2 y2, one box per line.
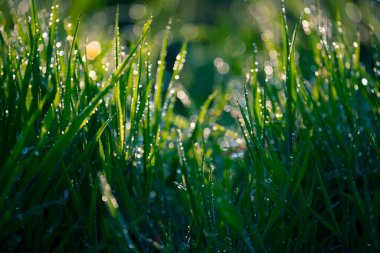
0 0 379 252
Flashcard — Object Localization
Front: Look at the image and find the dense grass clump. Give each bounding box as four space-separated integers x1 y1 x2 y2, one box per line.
0 0 379 252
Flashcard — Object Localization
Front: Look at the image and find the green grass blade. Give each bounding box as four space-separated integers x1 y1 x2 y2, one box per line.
114 5 124 153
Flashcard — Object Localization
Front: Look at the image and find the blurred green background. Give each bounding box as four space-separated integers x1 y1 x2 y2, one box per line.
1 0 379 111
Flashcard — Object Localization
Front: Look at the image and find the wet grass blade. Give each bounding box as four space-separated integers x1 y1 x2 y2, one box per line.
114 5 124 153
63 14 81 127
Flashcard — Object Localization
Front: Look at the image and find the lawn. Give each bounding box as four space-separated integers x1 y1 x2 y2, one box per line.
0 0 379 252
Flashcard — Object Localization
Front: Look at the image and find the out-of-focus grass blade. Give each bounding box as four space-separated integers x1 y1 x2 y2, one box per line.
188 90 217 145
0 95 47 210
29 0 41 34
315 165 342 238
98 172 138 252
353 32 360 71
214 186 257 253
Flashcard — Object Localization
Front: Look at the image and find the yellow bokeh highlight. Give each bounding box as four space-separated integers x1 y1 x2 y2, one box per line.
86 41 102 60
